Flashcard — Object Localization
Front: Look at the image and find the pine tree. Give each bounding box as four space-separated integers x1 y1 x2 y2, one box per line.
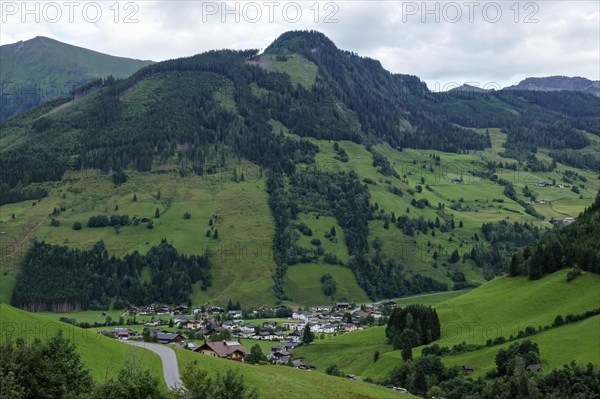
213 229 219 239
302 324 314 345
133 194 137 202
155 208 160 218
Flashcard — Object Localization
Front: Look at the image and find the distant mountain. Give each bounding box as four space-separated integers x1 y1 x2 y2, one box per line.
0 36 153 120
506 76 600 97
449 84 491 93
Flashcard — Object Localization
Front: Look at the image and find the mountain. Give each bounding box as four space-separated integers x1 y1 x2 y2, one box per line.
506 76 600 96
0 36 154 120
1 30 599 309
448 84 490 93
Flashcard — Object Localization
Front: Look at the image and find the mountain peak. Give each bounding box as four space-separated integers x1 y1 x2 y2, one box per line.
506 76 600 96
264 30 337 55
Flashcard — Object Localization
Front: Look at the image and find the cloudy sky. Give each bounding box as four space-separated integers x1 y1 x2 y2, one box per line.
2 1 599 88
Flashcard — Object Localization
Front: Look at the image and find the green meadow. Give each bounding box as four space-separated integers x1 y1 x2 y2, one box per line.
295 270 600 380
0 304 165 387
1 119 597 308
175 346 415 399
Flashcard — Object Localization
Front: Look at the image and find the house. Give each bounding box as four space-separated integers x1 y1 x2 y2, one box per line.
227 310 243 319
564 217 576 223
262 321 278 329
463 365 474 374
336 302 350 310
451 178 463 184
156 306 170 315
292 311 313 321
157 332 185 344
195 341 250 362
110 328 133 340
312 305 334 312
240 324 256 334
283 322 305 331
528 364 542 373
182 320 202 330
381 300 396 308
207 306 224 314
174 315 192 325
173 305 188 315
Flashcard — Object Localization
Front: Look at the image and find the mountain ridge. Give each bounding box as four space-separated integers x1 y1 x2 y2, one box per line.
0 36 154 120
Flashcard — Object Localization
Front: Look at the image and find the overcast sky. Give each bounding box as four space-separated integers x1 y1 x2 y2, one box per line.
2 1 599 89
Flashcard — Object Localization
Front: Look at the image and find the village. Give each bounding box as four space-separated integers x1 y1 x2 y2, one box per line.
99 301 396 368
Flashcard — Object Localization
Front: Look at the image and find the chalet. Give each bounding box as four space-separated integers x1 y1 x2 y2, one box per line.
451 178 463 184
139 306 154 315
381 300 396 308
207 306 224 314
251 331 277 340
537 181 552 187
262 321 278 329
285 331 302 343
336 302 350 310
182 320 202 330
463 365 474 374
173 305 189 314
283 322 306 331
157 332 185 344
240 324 256 334
312 305 334 312
195 341 250 362
564 217 576 223
174 315 192 325
227 310 243 319
528 364 542 373
156 306 170 315
292 311 313 321
111 328 133 340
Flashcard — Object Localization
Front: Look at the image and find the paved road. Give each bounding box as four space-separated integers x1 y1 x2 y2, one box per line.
123 341 183 389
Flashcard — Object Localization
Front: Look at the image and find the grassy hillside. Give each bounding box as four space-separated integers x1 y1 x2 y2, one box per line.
1 127 597 307
442 315 600 377
0 304 165 386
433 270 600 346
294 270 600 379
0 36 153 120
175 346 416 399
1 31 598 310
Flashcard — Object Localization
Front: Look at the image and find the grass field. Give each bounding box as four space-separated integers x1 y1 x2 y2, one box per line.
175 346 416 399
433 270 600 346
0 304 166 387
294 270 600 380
260 54 318 89
443 315 600 377
283 262 370 305
1 119 597 309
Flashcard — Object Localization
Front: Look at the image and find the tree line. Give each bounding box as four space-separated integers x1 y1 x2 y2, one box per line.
12 239 211 311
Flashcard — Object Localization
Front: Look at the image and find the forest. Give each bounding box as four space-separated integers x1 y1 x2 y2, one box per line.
3 31 598 202
510 192 600 279
11 239 211 311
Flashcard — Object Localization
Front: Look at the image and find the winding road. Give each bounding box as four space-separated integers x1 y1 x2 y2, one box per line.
123 341 183 389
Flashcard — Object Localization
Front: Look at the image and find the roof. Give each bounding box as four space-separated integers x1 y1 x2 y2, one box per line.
157 332 184 341
196 341 250 358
